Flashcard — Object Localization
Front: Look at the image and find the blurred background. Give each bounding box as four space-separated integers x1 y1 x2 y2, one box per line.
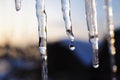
0 0 120 80
0 0 120 47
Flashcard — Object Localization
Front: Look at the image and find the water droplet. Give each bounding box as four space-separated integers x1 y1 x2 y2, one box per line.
69 42 75 51
93 64 99 68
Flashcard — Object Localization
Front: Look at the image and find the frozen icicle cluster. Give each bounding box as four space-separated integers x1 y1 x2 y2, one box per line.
61 0 75 51
13 0 118 79
85 0 99 68
15 0 21 11
104 0 117 80
36 0 48 80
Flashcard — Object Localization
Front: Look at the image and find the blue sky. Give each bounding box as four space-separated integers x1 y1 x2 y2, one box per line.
0 0 120 46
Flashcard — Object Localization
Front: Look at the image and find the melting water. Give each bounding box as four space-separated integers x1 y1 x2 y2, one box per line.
84 0 99 68
15 0 21 11
61 0 75 51
104 0 117 80
69 41 75 51
13 0 118 79
36 0 48 80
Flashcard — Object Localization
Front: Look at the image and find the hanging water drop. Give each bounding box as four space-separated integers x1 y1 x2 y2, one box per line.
93 64 99 68
36 0 48 80
15 0 21 11
103 0 117 79
61 0 75 51
69 41 75 51
84 0 99 68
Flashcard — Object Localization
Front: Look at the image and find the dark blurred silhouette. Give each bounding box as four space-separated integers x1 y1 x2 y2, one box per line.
0 28 120 80
0 41 93 80
98 29 120 80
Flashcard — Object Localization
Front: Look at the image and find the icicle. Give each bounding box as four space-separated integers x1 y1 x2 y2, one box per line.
61 0 75 51
85 0 99 68
103 0 117 80
15 0 21 11
36 0 48 80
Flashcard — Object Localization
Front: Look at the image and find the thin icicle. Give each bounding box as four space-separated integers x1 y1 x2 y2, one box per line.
36 0 48 80
103 0 117 80
15 0 21 11
61 0 75 51
85 0 99 68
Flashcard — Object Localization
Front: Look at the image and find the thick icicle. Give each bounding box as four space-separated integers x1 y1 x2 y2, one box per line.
104 0 117 80
36 0 48 80
85 0 99 68
15 0 21 11
61 0 75 51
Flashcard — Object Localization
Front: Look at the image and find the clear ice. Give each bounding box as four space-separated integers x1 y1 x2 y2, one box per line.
85 0 99 68
104 0 117 79
15 0 21 11
12 0 117 79
36 0 48 80
61 0 75 51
